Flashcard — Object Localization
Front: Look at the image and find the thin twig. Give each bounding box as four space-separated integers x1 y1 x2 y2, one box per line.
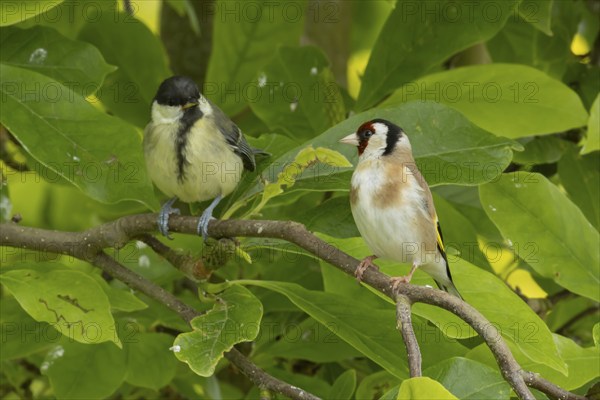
396 295 421 377
0 216 586 400
521 371 588 400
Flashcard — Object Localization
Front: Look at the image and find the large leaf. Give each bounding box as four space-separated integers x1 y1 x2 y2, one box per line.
242 102 520 201
396 377 458 400
206 0 306 115
356 0 519 110
0 269 121 346
0 26 115 96
259 317 361 363
0 297 59 361
558 147 600 230
78 12 171 127
43 341 126 399
317 234 566 373
486 1 581 79
173 285 263 377
381 64 588 138
0 65 158 208
249 46 345 140
424 357 510 399
480 172 600 301
517 0 553 35
125 333 178 390
0 0 64 27
582 93 600 154
329 369 356 400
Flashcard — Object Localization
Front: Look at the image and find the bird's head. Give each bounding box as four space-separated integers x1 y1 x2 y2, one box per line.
339 119 409 158
151 76 206 124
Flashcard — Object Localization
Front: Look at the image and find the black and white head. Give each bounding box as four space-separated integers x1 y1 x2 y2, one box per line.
339 119 410 159
151 76 211 124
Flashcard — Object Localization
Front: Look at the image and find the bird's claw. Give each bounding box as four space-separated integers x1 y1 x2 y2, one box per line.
197 210 215 241
390 276 411 291
158 198 180 240
355 255 379 282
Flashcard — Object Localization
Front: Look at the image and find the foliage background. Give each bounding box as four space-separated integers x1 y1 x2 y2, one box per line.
0 0 599 399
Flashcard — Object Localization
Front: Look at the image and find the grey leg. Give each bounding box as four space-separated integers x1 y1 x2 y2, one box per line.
197 194 223 241
158 197 180 239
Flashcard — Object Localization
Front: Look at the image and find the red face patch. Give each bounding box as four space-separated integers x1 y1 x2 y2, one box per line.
356 121 374 156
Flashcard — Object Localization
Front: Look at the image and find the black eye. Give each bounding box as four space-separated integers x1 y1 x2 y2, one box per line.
364 130 373 138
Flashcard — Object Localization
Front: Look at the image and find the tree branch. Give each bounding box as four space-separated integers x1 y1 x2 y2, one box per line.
396 295 421 377
0 215 587 400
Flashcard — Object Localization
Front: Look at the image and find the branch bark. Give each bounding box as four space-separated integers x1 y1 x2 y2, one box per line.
396 295 421 377
0 216 588 400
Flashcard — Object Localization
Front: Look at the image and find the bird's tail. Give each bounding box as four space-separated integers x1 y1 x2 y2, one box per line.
434 279 463 300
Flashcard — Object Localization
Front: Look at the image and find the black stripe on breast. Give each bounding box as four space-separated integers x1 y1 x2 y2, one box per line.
176 107 203 182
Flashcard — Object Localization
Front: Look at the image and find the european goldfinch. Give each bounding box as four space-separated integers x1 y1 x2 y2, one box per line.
339 119 462 298
144 76 264 240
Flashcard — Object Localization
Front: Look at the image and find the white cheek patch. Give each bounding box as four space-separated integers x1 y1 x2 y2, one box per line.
198 96 213 116
371 122 389 135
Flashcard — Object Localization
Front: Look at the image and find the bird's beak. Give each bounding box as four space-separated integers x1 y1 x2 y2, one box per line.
339 133 359 146
182 101 198 110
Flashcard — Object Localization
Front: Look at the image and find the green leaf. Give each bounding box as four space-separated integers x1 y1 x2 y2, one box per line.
381 64 589 139
593 323 599 347
558 147 600 230
78 11 171 127
329 369 356 400
0 269 121 346
356 0 519 110
0 65 158 208
512 136 570 165
206 0 306 115
582 93 600 154
302 196 360 238
355 370 400 400
173 285 263 377
486 1 581 78
0 0 64 27
518 0 553 35
125 333 178 390
0 26 115 96
396 377 458 400
259 317 361 363
243 102 519 203
424 357 510 399
480 172 600 301
43 341 126 399
0 297 59 361
249 46 345 139
242 146 351 217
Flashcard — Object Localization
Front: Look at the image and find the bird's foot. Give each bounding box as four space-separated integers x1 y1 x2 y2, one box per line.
390 275 412 291
390 262 419 292
355 255 379 282
197 194 223 241
158 197 180 240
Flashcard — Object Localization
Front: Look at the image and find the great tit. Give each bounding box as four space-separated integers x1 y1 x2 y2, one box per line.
144 76 264 240
339 119 462 298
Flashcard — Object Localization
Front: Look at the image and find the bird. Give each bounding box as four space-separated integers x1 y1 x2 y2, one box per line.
339 119 462 298
143 76 264 240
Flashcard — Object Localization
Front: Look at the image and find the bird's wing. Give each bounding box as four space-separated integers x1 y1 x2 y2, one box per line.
406 163 450 265
208 99 257 172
